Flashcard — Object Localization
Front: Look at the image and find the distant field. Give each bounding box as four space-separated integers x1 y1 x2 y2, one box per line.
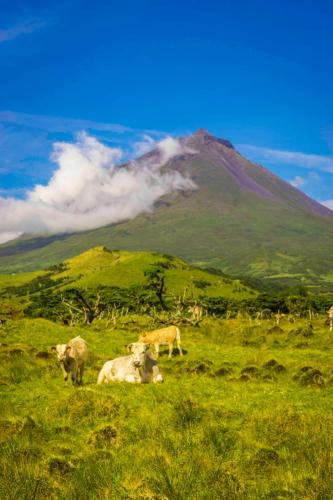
0 315 332 498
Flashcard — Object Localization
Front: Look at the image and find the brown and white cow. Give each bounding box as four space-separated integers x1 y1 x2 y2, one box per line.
52 336 89 385
139 325 182 358
97 342 163 384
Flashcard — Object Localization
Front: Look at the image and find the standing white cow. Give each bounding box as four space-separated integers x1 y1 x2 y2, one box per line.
139 325 182 358
52 336 89 385
97 342 163 384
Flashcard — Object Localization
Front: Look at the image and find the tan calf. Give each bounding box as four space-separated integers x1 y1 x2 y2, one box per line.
139 325 182 358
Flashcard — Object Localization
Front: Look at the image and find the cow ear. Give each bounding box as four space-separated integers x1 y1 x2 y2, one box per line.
144 344 150 351
51 346 56 352
125 343 132 352
65 345 71 352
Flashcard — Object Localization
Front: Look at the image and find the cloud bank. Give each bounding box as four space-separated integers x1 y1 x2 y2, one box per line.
0 133 196 244
238 144 333 173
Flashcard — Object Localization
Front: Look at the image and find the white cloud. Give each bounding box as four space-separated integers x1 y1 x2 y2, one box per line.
238 144 333 173
157 137 197 164
0 132 196 243
132 134 156 157
0 19 45 43
321 199 333 210
289 175 307 188
0 231 22 245
0 111 169 191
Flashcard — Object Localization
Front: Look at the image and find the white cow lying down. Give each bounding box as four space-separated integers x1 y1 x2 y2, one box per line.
52 335 89 385
97 342 163 384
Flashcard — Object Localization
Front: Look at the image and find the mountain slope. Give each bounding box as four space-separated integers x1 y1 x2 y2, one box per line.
1 129 333 289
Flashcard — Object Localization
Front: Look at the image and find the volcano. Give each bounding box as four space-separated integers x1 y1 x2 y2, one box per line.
1 128 333 289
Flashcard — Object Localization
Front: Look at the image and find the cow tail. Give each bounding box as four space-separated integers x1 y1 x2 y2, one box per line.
176 327 181 343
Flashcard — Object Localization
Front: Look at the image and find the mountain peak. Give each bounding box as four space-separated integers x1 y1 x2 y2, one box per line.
194 128 211 136
191 128 234 149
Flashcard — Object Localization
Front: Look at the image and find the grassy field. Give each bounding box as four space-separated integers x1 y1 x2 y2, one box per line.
0 315 332 499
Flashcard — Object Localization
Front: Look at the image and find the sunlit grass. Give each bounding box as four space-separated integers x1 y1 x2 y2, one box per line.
0 316 332 498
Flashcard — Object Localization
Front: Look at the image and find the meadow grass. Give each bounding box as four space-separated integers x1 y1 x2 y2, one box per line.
0 316 332 499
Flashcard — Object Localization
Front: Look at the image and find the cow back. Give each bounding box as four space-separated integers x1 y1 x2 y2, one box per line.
68 336 89 364
140 326 177 344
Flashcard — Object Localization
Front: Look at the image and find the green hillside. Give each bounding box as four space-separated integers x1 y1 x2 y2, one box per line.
0 246 256 303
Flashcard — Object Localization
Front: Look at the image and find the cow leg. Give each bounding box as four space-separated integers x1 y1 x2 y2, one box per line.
79 365 84 385
177 340 183 356
168 343 173 358
61 364 69 384
330 318 333 331
154 344 160 358
71 369 77 385
152 366 163 383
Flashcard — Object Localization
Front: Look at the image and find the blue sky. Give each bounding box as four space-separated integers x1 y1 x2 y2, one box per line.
1 0 333 208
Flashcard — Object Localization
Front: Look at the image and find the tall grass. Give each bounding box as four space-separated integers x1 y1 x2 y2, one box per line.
0 315 332 498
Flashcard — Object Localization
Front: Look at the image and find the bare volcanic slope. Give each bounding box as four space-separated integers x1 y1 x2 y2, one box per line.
1 129 333 289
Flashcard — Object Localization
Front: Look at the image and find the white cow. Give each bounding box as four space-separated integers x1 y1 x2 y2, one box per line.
97 342 163 384
139 325 182 358
52 336 89 385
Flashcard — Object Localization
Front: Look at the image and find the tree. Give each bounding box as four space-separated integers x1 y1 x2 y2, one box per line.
61 289 105 324
144 267 167 310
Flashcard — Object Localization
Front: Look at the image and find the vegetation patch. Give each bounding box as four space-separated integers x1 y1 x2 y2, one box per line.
215 363 234 377
241 366 261 378
35 350 53 359
268 325 284 334
292 324 315 338
185 358 214 375
88 425 118 448
174 398 205 427
262 359 286 374
48 457 75 475
252 447 280 469
293 367 325 387
242 335 266 347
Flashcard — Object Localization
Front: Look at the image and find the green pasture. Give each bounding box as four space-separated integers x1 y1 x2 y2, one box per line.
0 315 332 499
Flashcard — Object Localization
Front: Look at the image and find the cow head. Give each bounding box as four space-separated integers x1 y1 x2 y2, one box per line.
127 342 150 368
51 344 70 362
